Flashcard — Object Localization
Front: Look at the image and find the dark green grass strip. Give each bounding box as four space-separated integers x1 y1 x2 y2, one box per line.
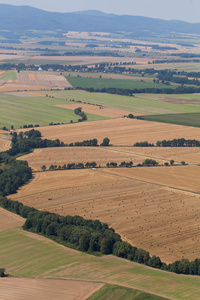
87 285 169 300
67 76 176 90
141 113 200 128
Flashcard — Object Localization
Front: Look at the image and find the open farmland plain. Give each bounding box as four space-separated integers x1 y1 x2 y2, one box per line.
103 166 200 193
19 145 200 172
54 103 142 118
0 71 72 92
0 54 152 66
1 227 200 300
18 146 166 171
42 90 200 116
9 168 200 263
0 94 108 129
114 146 200 165
26 118 200 146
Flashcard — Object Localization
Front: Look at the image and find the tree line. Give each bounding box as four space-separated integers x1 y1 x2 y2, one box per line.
42 158 161 171
156 138 200 147
8 129 110 156
76 86 200 96
134 138 200 147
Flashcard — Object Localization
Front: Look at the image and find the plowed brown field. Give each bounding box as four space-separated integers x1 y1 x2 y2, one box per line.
0 208 24 231
28 119 200 146
18 147 166 171
0 277 104 300
10 168 200 263
55 103 143 118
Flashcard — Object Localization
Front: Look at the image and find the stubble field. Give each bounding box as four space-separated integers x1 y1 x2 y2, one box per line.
19 145 200 171
54 103 142 118
0 130 11 151
0 277 104 300
0 208 24 231
19 147 166 171
10 168 200 263
114 146 200 165
30 118 200 146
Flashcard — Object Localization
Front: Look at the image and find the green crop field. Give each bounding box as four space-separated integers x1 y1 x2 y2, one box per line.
87 285 168 300
141 62 200 72
1 227 200 299
43 90 200 116
64 72 156 81
141 113 200 127
0 94 108 129
66 76 177 90
0 71 17 80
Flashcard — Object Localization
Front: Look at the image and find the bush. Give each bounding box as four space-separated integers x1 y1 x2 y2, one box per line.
0 268 6 277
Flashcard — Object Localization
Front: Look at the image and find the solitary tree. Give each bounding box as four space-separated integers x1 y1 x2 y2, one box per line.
101 137 110 146
41 165 46 171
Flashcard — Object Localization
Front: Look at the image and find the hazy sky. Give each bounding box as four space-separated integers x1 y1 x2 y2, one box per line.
0 0 199 23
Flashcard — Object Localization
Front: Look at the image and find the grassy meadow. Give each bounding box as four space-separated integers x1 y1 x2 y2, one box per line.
1 227 200 299
0 94 108 129
43 90 200 116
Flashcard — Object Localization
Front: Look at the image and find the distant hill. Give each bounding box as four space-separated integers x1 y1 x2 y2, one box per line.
1 4 200 36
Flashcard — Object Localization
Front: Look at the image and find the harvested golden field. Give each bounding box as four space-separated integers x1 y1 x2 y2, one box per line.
21 91 46 97
0 139 10 151
103 165 200 193
33 119 200 146
0 277 103 300
0 208 24 231
55 103 143 118
114 146 200 165
18 147 166 171
0 131 11 151
18 145 200 172
10 168 200 263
